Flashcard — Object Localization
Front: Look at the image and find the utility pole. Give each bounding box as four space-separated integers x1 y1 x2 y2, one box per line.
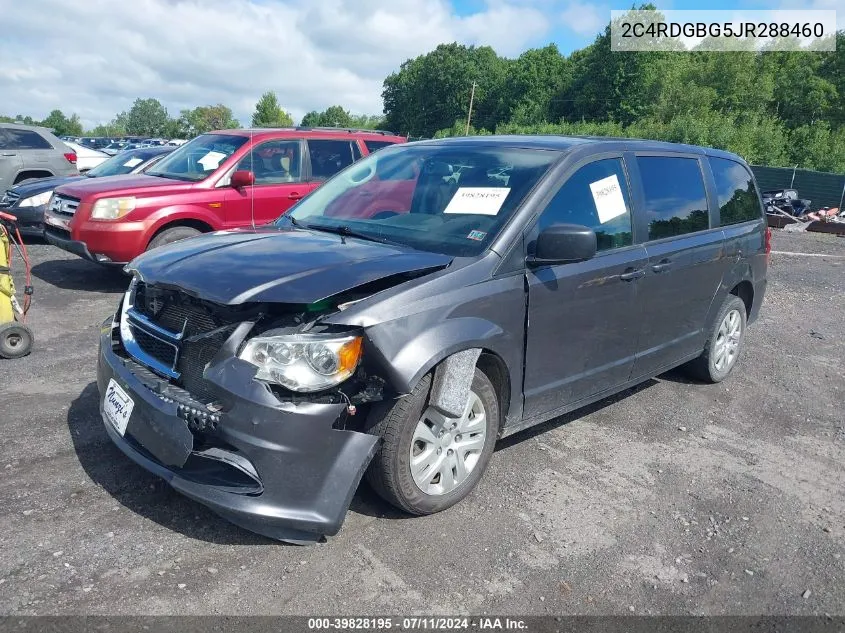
465 81 477 136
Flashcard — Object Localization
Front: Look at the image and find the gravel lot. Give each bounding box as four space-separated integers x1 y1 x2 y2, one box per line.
1 230 843 616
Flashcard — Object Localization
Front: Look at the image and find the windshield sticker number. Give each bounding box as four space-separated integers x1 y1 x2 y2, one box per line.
198 150 227 170
444 187 510 216
589 175 627 223
467 230 487 241
123 157 143 168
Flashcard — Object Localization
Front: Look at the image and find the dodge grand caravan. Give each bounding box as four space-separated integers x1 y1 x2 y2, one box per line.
44 128 406 264
97 135 768 543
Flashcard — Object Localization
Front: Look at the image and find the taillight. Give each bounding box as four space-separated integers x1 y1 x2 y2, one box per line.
764 226 772 255
64 152 77 164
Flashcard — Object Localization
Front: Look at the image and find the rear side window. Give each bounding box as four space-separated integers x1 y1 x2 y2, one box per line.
710 157 762 226
537 158 634 252
307 140 357 181
363 140 397 154
638 156 709 240
3 129 53 150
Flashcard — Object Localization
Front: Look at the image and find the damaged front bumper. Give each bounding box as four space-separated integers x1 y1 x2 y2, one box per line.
96 322 379 543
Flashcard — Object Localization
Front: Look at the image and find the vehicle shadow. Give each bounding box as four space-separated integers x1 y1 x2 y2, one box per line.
67 382 277 545
495 378 659 450
32 257 128 293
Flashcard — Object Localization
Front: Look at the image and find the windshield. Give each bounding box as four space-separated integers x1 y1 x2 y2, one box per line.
279 144 560 256
86 149 166 177
145 133 248 182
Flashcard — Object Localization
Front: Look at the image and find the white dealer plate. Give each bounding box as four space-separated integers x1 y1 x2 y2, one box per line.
104 378 134 436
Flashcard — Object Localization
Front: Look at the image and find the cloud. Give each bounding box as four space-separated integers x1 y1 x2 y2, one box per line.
0 0 552 128
560 0 607 37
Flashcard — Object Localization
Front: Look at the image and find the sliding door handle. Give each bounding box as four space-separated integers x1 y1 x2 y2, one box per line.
620 267 645 281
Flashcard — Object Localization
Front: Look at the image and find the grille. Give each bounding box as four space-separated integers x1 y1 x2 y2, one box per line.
124 282 238 403
132 328 178 369
0 190 20 208
49 193 81 216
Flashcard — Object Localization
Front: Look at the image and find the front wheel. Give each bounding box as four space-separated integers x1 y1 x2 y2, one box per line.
366 367 498 515
147 226 202 251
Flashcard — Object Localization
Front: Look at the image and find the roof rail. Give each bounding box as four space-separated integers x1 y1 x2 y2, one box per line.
293 126 397 136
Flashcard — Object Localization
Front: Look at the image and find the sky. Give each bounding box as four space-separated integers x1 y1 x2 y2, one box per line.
0 0 841 129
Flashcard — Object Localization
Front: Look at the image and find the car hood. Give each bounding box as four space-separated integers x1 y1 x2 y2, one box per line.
128 227 452 305
55 174 193 198
9 175 86 198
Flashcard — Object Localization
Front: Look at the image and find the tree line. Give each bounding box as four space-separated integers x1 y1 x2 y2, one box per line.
1 91 386 140
381 19 845 172
5 7 844 172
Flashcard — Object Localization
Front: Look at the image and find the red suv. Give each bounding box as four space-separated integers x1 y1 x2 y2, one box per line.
44 128 406 264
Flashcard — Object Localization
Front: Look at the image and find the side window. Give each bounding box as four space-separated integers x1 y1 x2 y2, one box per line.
710 157 762 226
537 158 634 252
0 130 8 150
236 140 302 184
638 156 709 240
351 141 363 161
308 140 356 181
4 129 52 150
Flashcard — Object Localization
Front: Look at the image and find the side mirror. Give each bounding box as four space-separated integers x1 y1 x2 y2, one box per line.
231 170 255 189
528 223 597 266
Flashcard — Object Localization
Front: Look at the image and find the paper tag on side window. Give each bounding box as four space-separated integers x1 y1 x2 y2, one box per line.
444 187 510 215
589 175 627 223
123 157 143 168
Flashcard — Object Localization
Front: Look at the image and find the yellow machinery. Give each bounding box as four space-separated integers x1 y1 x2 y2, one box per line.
0 211 33 359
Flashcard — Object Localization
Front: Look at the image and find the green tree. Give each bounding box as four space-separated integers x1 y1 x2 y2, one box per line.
121 98 170 136
179 104 240 136
251 91 293 127
41 109 83 136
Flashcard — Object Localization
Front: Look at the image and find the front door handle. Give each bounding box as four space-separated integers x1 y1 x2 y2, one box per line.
287 192 303 200
620 267 646 281
651 259 671 273
1 153 16 157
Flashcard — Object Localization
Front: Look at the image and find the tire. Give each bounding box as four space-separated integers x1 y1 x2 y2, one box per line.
147 226 202 251
0 322 34 359
684 294 747 383
365 367 499 515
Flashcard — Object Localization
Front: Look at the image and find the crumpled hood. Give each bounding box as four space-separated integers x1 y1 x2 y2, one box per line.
128 227 452 305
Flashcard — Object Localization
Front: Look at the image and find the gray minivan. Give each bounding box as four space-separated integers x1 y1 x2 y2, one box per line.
0 123 79 188
96 135 768 542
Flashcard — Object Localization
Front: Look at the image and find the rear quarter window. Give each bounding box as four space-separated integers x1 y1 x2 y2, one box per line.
3 129 53 150
363 140 397 154
638 155 709 240
710 157 762 226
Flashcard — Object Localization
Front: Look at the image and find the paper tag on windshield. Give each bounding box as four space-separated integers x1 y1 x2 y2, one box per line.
123 157 143 168
198 151 226 170
589 175 627 223
444 187 510 215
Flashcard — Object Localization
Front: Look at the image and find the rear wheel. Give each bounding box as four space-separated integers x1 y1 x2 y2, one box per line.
684 294 747 383
147 226 202 251
0 322 34 359
366 367 498 515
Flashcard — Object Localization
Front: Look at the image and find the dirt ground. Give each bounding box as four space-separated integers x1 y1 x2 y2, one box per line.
1 230 843 615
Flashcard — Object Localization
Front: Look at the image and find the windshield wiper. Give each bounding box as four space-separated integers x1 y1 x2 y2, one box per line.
300 222 393 245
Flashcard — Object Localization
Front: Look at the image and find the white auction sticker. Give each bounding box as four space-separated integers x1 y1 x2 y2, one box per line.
444 187 510 216
198 150 226 170
589 175 628 223
123 157 143 168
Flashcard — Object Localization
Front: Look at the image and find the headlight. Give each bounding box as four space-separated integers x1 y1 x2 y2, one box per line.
18 191 53 208
239 333 363 392
91 196 136 220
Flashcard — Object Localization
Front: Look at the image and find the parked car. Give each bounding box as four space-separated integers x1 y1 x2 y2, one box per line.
63 141 109 173
44 128 406 264
96 135 769 543
1 146 173 235
0 123 78 190
102 141 129 156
